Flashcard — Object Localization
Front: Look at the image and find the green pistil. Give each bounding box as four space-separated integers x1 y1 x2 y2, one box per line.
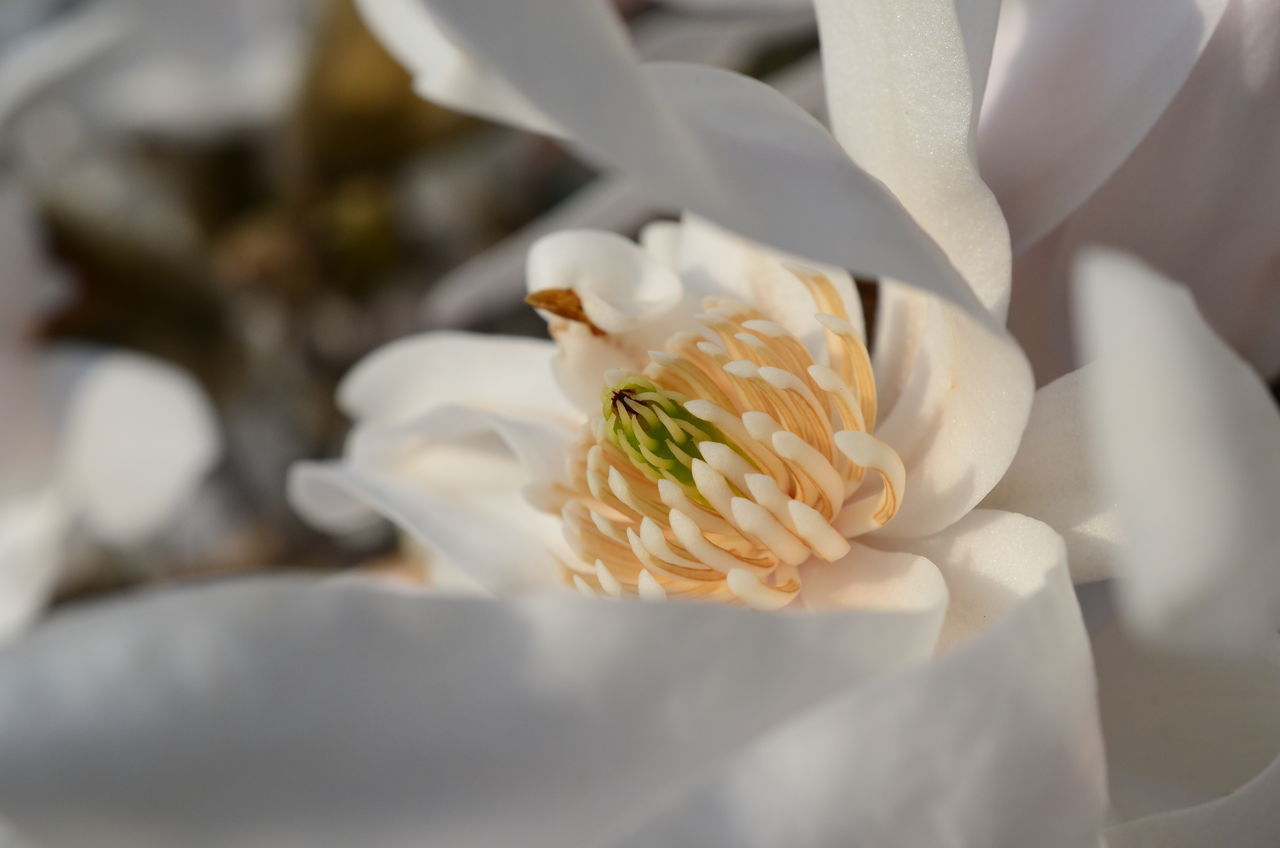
602 375 747 494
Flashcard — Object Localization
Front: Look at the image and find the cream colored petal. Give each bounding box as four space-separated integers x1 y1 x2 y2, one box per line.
292 404 574 591
798 542 947 620
982 365 1121 583
400 0 993 322
870 285 1034 540
609 510 1105 847
1074 249 1280 655
337 331 576 427
0 572 946 846
814 0 1012 316
527 229 686 341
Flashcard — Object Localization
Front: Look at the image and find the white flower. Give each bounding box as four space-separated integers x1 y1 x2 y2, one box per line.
0 186 221 640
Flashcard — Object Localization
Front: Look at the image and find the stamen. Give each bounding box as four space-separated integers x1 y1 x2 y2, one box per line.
546 270 904 608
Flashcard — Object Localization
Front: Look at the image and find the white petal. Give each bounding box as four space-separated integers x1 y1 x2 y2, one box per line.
878 509 1076 649
527 229 685 340
292 404 574 591
982 0 1230 250
798 542 947 619
609 510 1105 847
0 574 946 846
0 488 69 642
1074 249 1280 654
410 0 993 322
870 285 1034 539
337 331 574 427
1107 755 1280 848
1006 0 1280 380
55 349 220 545
982 365 1121 583
355 0 558 134
814 0 1012 315
1095 610 1280 823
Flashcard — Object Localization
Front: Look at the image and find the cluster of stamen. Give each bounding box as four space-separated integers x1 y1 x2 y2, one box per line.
555 270 905 610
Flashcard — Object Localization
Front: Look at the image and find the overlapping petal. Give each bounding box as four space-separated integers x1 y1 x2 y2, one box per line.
982 365 1121 583
814 0 1011 315
870 283 1034 539
0 575 948 847
1073 249 1280 654
981 0 1230 250
377 0 992 322
608 511 1105 847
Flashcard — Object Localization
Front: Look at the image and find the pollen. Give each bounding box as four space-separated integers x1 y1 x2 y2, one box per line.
554 268 904 610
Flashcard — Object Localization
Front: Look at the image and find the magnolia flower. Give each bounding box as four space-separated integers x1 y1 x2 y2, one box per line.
0 2 1263 846
0 186 221 640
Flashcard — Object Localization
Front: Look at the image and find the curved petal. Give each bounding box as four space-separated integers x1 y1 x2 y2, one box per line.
608 511 1106 847
982 0 1230 250
1092 610 1280 823
292 403 574 591
405 0 995 324
0 574 945 847
54 349 220 545
814 0 1012 315
798 542 947 618
528 229 685 339
354 0 557 134
337 331 577 427
1073 249 1280 654
1107 754 1280 848
1007 0 1280 380
982 365 1121 583
526 230 697 412
870 285 1034 540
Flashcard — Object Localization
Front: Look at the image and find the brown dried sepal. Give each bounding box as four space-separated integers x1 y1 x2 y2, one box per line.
525 288 605 336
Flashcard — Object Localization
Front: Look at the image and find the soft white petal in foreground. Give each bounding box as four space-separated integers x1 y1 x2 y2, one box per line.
870 284 1034 539
983 365 1121 583
814 0 1011 315
0 576 945 848
0 488 68 642
1007 0 1280 380
1074 250 1280 654
57 350 220 545
1107 754 1280 848
1075 583 1280 837
413 0 994 323
609 511 1105 847
337 331 575 427
981 0 1229 250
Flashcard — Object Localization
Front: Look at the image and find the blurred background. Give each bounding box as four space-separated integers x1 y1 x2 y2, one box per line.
0 0 819 606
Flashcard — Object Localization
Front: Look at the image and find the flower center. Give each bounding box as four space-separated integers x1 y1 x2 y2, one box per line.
555 269 905 609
